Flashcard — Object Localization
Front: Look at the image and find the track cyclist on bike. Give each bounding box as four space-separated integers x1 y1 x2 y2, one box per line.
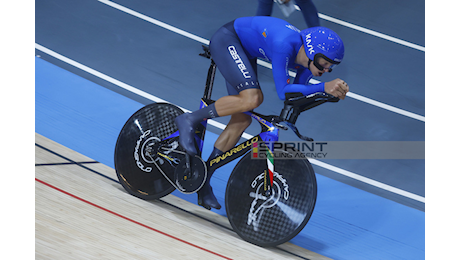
175 16 349 210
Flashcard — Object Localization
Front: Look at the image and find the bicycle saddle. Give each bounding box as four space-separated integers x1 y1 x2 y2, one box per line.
199 45 212 59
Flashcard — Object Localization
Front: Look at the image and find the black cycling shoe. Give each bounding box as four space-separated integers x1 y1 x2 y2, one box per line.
197 184 221 210
174 113 197 156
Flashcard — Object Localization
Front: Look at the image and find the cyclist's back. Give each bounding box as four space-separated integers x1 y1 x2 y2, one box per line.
234 16 302 61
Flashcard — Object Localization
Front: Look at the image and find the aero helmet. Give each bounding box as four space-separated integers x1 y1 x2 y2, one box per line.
300 27 344 72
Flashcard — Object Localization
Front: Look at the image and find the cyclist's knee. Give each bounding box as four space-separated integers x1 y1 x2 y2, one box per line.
240 89 264 111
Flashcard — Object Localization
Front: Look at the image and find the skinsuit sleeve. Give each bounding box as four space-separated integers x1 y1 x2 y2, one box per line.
271 50 325 100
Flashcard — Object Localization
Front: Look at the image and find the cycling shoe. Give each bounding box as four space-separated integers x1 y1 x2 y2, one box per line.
197 183 221 210
174 113 197 156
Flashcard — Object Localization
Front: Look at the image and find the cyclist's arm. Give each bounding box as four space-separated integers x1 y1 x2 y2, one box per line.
293 67 312 84
272 55 325 100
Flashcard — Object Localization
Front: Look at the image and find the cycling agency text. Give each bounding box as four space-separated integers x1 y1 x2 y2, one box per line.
252 141 328 159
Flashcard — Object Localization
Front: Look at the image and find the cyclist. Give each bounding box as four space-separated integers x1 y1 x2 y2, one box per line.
175 16 349 210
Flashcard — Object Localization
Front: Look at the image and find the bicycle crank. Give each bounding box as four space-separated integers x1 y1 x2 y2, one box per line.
174 154 207 194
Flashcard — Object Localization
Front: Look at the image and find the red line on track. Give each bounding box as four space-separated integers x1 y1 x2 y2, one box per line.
35 178 233 260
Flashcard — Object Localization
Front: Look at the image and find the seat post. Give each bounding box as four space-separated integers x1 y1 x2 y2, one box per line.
203 59 217 100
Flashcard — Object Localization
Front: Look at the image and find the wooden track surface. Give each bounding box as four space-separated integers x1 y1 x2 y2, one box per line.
35 133 331 260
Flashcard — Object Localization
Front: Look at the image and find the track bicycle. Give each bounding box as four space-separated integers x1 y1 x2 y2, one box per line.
114 46 339 247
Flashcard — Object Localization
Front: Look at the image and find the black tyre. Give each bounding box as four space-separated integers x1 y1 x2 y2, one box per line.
225 149 317 247
115 103 185 200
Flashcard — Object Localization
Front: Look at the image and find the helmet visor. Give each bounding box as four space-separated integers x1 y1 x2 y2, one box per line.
313 53 340 73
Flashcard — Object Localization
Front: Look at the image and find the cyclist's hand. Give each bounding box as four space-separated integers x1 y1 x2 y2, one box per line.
324 78 349 100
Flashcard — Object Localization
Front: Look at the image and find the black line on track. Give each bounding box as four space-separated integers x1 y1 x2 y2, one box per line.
35 143 115 183
35 142 311 260
36 161 99 166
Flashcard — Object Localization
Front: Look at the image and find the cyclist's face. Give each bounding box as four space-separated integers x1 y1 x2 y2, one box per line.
296 46 335 76
311 57 333 77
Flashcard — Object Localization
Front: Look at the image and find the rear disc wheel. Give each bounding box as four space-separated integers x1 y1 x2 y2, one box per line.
115 103 185 200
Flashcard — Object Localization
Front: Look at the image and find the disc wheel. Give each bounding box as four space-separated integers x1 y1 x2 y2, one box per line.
225 149 317 247
115 103 185 200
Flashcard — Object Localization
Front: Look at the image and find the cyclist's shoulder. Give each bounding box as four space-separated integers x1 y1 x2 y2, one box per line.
236 17 301 47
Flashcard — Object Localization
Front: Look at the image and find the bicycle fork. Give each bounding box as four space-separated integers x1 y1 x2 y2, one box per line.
256 122 280 197
264 149 275 196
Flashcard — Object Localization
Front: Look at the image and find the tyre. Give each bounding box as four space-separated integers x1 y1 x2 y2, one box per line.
225 149 317 247
115 103 185 200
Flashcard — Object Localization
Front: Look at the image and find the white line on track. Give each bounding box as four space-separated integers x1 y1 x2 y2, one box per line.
34 43 425 203
98 0 425 122
293 5 425 52
34 43 234 137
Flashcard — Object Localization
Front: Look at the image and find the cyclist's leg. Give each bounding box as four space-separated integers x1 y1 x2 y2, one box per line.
214 89 263 117
197 109 255 210
214 112 253 152
198 112 253 209
175 20 261 156
211 23 262 118
197 146 224 210
195 22 264 210
175 88 261 156
214 48 260 150
256 0 274 16
294 0 320 28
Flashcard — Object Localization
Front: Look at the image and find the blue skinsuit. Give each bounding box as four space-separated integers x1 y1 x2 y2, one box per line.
209 16 324 100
